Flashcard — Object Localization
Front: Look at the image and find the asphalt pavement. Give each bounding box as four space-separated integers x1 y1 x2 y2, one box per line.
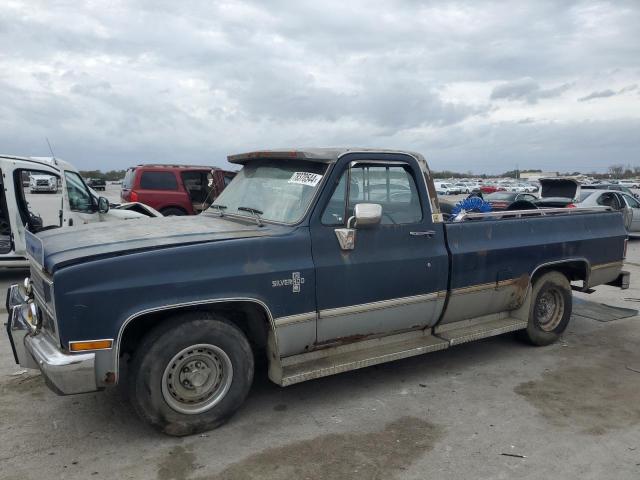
0 200 639 479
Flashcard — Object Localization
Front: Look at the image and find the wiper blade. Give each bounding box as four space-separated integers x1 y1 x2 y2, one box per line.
237 206 264 227
209 204 227 216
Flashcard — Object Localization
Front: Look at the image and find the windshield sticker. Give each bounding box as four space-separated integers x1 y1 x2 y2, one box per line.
288 172 323 187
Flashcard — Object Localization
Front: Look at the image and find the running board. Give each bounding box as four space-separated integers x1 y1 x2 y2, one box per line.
274 317 527 386
433 317 527 346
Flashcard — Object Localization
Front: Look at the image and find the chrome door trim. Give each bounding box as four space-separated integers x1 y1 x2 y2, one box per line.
319 292 444 319
450 278 521 296
274 312 317 327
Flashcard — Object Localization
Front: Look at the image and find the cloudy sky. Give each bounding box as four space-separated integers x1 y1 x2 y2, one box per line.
1 1 639 173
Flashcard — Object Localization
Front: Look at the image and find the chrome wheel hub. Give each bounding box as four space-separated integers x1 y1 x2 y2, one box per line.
162 344 233 415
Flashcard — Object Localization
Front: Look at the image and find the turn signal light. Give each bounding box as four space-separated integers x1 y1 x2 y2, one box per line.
69 340 113 352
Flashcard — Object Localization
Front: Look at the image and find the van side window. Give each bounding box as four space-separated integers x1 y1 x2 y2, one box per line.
321 164 422 225
140 171 178 190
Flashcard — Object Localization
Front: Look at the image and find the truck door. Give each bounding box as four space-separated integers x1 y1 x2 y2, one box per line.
61 170 104 225
309 153 449 344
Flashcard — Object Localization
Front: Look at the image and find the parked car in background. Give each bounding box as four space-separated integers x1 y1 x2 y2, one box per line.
87 178 106 191
434 181 456 195
454 182 472 193
534 178 581 208
577 189 640 234
480 184 505 194
120 164 236 216
485 192 538 210
582 184 639 198
618 180 639 188
29 174 58 193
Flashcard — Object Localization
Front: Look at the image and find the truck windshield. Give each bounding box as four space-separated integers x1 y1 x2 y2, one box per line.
208 160 327 224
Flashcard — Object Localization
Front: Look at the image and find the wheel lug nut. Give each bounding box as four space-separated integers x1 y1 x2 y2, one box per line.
182 367 190 373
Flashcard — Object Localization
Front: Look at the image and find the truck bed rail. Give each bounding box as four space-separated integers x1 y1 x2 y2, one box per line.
456 206 612 221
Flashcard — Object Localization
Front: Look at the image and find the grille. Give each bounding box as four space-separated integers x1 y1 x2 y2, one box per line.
29 265 57 336
36 179 49 186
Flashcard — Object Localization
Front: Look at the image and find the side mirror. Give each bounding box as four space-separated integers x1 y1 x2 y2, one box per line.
98 196 110 214
336 203 382 251
348 203 382 228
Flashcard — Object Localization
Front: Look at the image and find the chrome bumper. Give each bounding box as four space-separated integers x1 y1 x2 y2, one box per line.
5 284 98 395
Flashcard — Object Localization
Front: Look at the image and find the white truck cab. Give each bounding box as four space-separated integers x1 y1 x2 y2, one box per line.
0 155 160 267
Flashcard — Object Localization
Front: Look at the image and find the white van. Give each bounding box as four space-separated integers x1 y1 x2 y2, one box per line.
434 181 456 195
0 155 160 268
29 174 58 193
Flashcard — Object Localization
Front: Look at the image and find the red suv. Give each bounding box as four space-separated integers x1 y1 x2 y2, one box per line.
121 165 236 216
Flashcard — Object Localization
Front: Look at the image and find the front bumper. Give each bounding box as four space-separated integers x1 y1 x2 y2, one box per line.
5 284 98 395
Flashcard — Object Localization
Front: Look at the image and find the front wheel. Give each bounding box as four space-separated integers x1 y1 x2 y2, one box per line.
128 312 254 436
522 271 572 346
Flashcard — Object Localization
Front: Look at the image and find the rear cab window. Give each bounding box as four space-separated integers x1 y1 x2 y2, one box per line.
140 171 178 190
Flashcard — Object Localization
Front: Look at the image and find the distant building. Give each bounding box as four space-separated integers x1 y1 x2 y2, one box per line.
520 171 558 181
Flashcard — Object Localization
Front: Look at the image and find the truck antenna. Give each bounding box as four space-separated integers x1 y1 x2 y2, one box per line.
46 137 58 165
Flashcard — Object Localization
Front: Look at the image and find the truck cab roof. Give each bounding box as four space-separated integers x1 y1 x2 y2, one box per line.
227 148 428 166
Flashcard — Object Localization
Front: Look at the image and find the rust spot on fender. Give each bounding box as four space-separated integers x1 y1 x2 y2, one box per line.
104 371 116 385
508 274 530 309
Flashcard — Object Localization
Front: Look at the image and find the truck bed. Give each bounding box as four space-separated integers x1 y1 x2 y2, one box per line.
440 209 627 325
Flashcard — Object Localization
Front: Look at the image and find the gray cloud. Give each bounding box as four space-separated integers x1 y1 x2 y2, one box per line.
490 78 572 104
578 84 638 102
0 0 639 173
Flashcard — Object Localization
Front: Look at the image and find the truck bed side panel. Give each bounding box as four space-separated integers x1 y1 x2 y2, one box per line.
441 211 626 324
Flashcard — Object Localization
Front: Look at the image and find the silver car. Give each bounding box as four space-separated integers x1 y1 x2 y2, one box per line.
577 189 640 234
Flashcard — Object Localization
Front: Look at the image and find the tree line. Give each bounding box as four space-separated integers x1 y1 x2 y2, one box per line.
78 170 128 181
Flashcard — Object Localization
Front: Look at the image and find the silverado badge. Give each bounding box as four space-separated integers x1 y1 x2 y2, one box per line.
272 272 305 293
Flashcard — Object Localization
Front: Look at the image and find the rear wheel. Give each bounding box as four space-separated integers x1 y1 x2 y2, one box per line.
129 312 254 436
522 271 572 346
161 207 187 216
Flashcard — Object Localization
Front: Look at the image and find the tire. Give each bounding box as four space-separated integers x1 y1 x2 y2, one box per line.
128 312 254 436
522 271 572 346
161 207 187 216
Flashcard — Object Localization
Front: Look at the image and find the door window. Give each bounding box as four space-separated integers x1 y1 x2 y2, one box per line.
597 192 621 210
14 169 63 232
321 164 422 225
140 171 178 190
65 171 94 213
623 194 640 209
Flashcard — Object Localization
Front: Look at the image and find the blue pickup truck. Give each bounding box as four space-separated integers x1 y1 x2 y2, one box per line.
6 148 629 435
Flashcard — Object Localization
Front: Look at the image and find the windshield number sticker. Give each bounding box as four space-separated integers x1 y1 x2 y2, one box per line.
289 172 322 187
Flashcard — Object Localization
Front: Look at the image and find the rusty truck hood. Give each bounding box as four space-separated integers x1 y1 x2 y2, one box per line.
29 215 278 272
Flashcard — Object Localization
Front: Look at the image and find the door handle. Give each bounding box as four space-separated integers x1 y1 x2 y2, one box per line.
410 230 435 238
